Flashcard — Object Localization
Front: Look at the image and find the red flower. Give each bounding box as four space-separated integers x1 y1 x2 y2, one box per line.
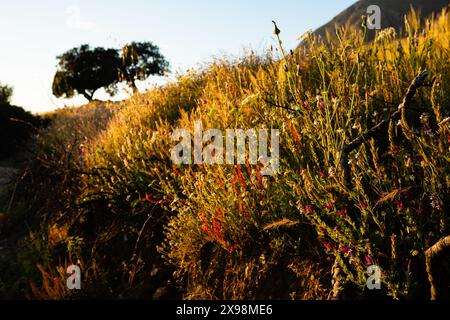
291 125 301 146
396 199 405 210
319 171 327 179
337 209 347 217
236 165 246 189
323 242 332 251
257 165 263 190
212 219 224 241
325 202 334 210
391 145 401 154
306 205 313 214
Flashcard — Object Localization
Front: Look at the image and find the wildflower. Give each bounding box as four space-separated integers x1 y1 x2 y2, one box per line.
323 242 332 251
339 246 354 257
360 201 368 210
337 209 347 217
257 165 263 190
201 214 213 238
291 125 301 146
319 100 326 110
391 145 401 154
424 127 435 137
306 205 313 214
236 165 246 189
212 219 224 240
365 255 375 266
325 202 334 211
396 199 405 210
328 167 336 178
319 171 327 179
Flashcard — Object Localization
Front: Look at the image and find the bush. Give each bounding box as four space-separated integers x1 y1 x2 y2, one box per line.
0 102 44 159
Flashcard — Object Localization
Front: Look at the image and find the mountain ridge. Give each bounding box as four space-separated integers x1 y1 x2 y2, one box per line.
307 0 450 42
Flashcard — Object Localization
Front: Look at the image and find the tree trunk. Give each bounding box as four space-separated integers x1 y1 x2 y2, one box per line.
131 80 139 94
83 90 95 101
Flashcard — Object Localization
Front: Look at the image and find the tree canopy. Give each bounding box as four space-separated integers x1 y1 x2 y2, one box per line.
52 42 169 101
52 45 121 101
120 42 169 93
0 83 13 104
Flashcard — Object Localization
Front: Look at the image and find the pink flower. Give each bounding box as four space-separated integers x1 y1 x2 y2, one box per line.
306 205 313 214
319 101 326 109
360 201 368 210
337 209 347 217
325 202 334 210
339 246 354 257
319 172 327 179
396 199 405 210
339 246 350 254
365 255 375 266
323 242 332 251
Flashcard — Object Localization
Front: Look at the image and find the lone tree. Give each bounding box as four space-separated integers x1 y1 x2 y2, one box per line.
52 45 120 101
0 83 13 104
120 42 169 93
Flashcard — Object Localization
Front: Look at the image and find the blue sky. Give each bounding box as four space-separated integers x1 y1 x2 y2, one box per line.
0 0 355 113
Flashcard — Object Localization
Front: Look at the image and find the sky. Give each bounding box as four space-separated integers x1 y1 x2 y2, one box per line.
0 0 355 113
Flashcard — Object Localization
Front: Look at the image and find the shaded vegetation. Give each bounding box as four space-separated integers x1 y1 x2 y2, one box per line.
0 84 45 160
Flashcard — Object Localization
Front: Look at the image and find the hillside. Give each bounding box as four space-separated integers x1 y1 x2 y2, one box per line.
309 0 450 41
1 9 450 300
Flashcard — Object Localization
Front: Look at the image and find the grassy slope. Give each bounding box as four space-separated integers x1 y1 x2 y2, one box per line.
1 9 450 299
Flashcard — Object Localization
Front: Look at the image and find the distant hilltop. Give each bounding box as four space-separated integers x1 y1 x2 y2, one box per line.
302 0 450 43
